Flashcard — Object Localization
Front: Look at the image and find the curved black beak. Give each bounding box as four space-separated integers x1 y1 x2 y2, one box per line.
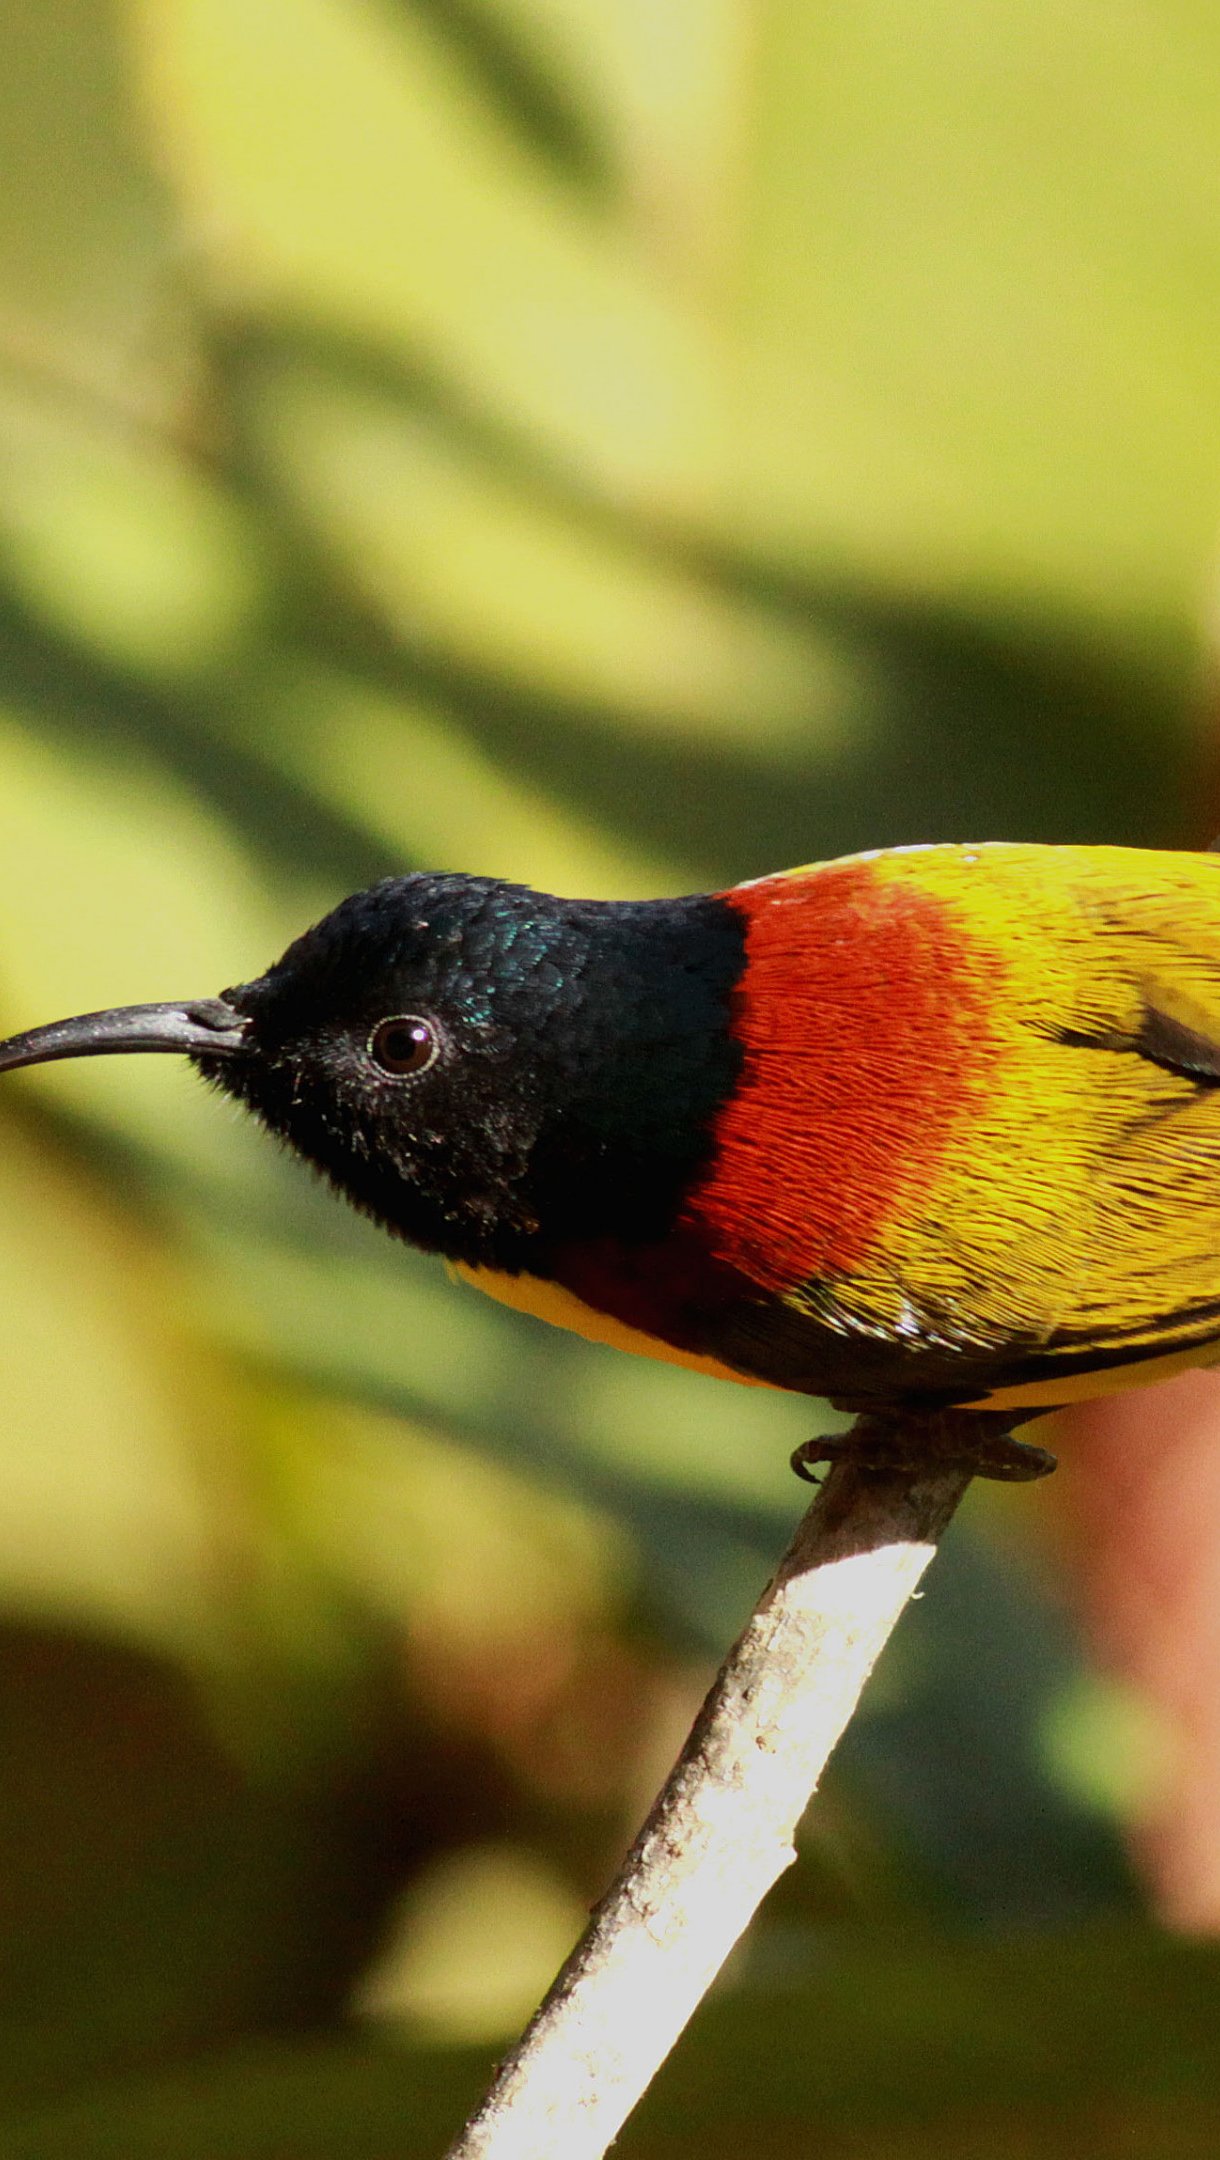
0 998 251 1075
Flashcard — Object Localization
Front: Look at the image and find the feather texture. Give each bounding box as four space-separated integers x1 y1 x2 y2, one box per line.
699 845 1220 1406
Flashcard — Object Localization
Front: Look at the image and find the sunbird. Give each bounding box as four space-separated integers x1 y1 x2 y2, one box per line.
4 841 1220 1481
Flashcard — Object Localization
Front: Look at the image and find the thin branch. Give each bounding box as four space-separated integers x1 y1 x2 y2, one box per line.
444 1440 976 2160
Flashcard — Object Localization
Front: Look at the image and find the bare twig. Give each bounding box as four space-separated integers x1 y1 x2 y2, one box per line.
444 1443 975 2160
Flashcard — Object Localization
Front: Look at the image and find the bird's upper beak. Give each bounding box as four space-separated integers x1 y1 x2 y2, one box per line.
0 997 251 1075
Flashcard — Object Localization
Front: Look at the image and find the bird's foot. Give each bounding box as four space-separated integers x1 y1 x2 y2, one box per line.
791 1407 1057 1486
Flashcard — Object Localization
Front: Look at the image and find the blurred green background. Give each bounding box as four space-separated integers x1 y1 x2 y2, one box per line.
2 1 1220 2152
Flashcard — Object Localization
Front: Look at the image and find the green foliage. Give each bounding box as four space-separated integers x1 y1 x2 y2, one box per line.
0 0 1217 2150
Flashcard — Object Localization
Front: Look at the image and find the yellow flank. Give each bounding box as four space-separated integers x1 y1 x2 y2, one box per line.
785 842 1220 1398
972 1342 1220 1410
451 1262 769 1387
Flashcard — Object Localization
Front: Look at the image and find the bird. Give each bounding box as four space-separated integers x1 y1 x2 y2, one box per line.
6 839 1220 1482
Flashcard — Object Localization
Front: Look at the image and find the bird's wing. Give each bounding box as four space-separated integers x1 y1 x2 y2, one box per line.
937 855 1220 1404
773 849 1220 1408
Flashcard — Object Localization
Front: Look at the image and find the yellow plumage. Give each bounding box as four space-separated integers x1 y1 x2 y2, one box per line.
783 844 1220 1406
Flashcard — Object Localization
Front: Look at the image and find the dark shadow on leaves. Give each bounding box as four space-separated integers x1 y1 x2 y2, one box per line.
0 1618 508 2115
375 0 619 198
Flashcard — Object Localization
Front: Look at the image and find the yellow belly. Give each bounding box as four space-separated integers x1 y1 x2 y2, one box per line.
451 1262 769 1388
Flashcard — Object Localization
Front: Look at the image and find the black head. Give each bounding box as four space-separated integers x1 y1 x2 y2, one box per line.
0 874 746 1270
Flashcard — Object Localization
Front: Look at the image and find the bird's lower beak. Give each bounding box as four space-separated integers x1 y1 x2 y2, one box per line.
0 998 251 1074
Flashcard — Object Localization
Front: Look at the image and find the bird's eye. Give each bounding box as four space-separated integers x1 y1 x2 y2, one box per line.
368 1015 438 1077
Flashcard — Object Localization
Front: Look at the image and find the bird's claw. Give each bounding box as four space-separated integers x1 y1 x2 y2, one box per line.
792 1410 1058 1486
